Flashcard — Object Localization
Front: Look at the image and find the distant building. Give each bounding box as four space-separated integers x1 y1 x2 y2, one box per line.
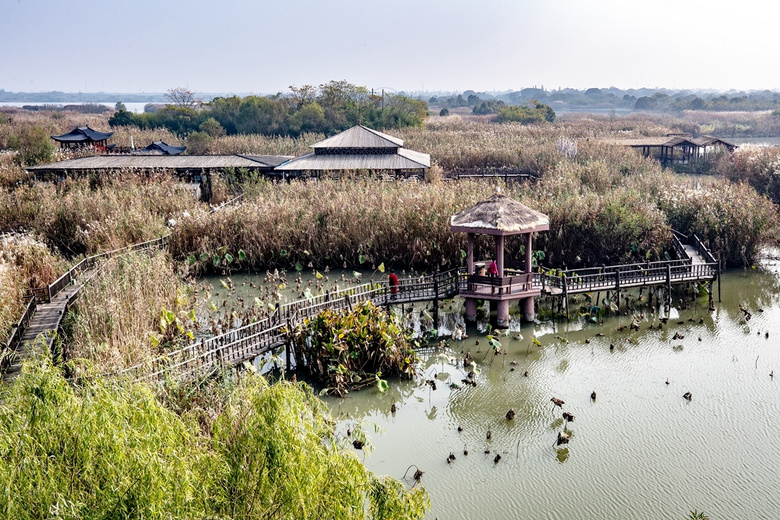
137 141 187 155
50 126 114 150
601 134 736 167
274 125 430 179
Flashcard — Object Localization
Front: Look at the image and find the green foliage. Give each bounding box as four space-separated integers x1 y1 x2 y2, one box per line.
198 117 226 137
496 100 555 124
0 358 429 519
289 301 420 396
7 125 55 166
109 81 427 138
439 108 449 116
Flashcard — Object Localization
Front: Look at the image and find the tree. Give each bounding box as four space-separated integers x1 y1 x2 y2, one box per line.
165 87 201 109
8 126 55 166
114 101 127 112
289 84 317 109
199 117 226 138
439 108 449 116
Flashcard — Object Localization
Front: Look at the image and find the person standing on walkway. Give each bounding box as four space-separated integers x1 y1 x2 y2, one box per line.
389 270 399 298
488 260 498 277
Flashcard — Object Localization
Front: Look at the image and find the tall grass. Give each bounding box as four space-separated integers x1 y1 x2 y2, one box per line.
0 235 68 344
0 176 202 256
0 357 429 519
64 251 197 374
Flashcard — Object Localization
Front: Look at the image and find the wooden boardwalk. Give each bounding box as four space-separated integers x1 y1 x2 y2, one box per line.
4 231 718 384
2 237 168 382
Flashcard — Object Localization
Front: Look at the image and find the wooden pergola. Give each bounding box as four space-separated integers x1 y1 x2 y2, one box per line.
601 134 736 167
450 193 549 327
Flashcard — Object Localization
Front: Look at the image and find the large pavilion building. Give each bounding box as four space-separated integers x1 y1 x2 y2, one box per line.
274 125 430 178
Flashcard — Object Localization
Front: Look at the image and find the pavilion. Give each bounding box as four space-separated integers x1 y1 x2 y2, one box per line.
274 125 430 178
601 134 736 167
451 193 549 327
51 126 114 150
137 141 187 155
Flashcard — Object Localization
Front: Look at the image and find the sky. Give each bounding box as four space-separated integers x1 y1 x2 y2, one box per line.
2 0 779 95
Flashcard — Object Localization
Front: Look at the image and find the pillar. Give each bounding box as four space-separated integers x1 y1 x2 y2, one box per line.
465 298 477 323
522 296 535 323
467 233 474 274
495 235 505 276
496 300 510 329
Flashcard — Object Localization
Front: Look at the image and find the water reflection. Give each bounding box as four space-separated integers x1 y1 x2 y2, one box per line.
320 262 780 519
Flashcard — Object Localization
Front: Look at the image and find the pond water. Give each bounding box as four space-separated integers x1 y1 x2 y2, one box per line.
196 260 780 518
729 136 780 147
318 258 780 519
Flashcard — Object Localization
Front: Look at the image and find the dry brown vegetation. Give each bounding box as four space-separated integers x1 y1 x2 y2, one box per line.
2 108 779 360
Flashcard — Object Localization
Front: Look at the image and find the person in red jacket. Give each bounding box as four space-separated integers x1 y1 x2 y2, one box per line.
389 271 399 297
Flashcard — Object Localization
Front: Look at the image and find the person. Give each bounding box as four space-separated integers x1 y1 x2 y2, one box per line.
488 260 498 277
388 270 399 297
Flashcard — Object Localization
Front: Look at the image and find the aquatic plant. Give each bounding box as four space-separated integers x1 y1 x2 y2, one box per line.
288 301 419 396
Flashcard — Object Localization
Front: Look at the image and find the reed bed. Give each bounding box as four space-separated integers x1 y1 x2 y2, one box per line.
64 250 197 373
0 235 68 344
0 176 202 256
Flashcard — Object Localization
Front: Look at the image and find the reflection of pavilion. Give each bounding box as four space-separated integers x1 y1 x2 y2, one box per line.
450 193 549 327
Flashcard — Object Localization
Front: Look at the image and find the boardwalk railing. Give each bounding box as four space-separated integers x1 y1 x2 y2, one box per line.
538 258 717 295
2 295 37 370
46 235 170 303
692 234 717 264
115 270 462 382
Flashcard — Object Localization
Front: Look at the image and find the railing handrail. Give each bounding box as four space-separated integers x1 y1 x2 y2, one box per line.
4 295 37 358
114 269 462 381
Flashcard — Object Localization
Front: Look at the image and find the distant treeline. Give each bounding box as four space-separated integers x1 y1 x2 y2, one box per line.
109 81 427 137
430 87 780 113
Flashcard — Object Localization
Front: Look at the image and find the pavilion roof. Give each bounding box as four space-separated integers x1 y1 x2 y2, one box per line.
51 126 113 143
450 193 550 235
276 125 429 172
312 125 404 149
138 141 187 155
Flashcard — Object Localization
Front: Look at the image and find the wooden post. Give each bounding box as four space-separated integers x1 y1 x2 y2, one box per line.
562 274 569 320
666 264 672 310
433 275 440 329
615 267 621 311
717 258 722 303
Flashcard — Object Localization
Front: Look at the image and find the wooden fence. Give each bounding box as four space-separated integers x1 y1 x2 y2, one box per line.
115 270 462 382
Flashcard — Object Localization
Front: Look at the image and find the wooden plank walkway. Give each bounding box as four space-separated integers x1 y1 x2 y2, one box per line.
3 273 90 382
4 230 718 384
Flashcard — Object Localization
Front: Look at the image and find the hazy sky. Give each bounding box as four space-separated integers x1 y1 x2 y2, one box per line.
3 0 779 95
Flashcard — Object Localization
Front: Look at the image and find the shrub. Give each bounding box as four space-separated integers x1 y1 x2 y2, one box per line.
7 125 55 166
288 301 419 396
0 357 430 519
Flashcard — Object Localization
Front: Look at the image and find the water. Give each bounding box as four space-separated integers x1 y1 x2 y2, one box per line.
319 259 780 519
0 101 151 113
729 136 780 147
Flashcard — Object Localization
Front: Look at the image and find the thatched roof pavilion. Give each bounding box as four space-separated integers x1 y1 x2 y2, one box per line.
451 193 549 326
450 193 549 235
274 125 430 178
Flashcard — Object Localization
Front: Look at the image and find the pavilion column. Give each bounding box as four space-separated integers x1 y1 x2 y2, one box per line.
496 300 510 328
467 233 474 275
523 232 535 322
495 235 505 276
465 233 477 323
